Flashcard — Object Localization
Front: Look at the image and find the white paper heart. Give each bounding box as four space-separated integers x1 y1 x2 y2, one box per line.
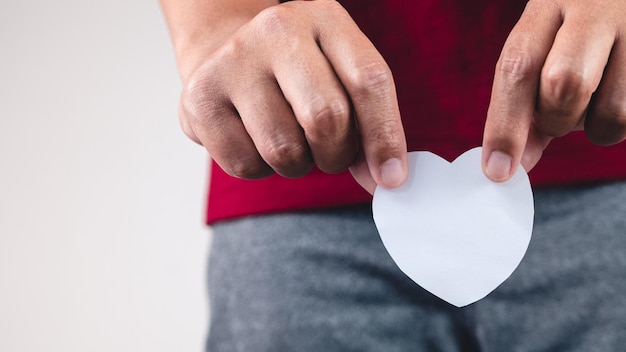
372 147 534 307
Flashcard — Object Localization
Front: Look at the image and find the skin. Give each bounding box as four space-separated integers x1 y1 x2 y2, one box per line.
160 0 626 195
483 0 626 182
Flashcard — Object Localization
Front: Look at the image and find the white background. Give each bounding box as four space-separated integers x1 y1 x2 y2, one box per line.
0 1 210 351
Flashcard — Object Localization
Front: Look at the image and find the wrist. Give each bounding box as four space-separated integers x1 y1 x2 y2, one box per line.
161 0 280 83
172 17 248 83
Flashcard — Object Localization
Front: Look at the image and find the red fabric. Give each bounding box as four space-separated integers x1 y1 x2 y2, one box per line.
206 0 626 224
207 166 371 223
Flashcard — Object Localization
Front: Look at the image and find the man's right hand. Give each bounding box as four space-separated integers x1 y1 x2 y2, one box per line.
162 0 407 193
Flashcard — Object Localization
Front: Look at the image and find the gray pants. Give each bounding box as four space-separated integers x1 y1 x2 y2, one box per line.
207 182 626 351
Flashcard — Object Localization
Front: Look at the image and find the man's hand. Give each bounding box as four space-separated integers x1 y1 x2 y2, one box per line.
165 0 407 193
482 0 626 181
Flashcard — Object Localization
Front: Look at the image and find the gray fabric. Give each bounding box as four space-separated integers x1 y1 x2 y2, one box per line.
206 181 626 352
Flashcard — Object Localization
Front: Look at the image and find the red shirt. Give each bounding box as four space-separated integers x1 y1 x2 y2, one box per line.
206 0 626 224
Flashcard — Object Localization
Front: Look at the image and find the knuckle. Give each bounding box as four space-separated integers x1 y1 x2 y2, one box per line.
319 0 349 17
541 62 594 107
365 119 403 156
262 141 309 173
182 77 205 114
182 66 231 128
350 61 394 97
183 72 218 119
255 5 294 37
299 98 350 141
497 49 538 83
219 33 247 62
253 6 306 55
224 158 271 180
180 36 246 121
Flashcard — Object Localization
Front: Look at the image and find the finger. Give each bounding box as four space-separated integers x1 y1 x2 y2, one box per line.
520 127 553 172
313 1 407 189
536 10 615 137
586 38 626 145
349 149 376 195
232 77 314 178
178 98 202 145
271 30 358 174
181 86 272 179
482 1 561 181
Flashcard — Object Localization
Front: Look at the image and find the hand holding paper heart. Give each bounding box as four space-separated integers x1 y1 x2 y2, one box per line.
372 147 534 307
483 0 626 182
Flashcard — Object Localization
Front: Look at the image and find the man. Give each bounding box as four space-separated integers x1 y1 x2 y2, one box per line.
161 0 626 350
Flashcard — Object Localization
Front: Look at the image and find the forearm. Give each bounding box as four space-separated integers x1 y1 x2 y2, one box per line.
159 0 279 81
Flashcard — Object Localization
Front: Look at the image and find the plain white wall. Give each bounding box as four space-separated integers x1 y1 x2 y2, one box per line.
0 1 210 351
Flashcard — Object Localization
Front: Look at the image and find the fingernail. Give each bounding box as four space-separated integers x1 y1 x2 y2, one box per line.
380 158 405 188
486 151 513 181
